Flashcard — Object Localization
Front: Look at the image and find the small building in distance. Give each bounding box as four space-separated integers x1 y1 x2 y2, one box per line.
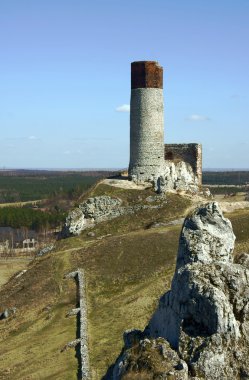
0 227 39 256
22 238 38 250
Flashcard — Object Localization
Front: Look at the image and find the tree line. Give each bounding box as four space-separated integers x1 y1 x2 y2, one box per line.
0 207 65 231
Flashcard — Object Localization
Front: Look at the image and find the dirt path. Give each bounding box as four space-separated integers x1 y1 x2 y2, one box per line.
102 177 152 190
0 199 43 208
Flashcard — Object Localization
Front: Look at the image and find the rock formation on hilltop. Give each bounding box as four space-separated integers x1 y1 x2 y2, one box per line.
62 194 167 237
107 202 249 380
62 196 123 236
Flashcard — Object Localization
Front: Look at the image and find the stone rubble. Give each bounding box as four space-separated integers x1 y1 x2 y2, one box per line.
108 202 249 379
0 307 17 320
36 244 55 257
15 270 27 279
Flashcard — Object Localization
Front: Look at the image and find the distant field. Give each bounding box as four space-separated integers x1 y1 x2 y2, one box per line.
209 186 248 195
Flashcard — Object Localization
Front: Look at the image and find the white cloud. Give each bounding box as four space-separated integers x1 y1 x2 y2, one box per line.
116 104 130 113
185 114 210 122
28 135 39 140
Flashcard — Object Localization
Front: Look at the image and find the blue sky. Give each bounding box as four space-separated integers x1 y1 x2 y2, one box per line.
0 0 248 169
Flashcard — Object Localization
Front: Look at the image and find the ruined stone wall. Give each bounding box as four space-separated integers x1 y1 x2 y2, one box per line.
165 143 202 187
65 269 89 380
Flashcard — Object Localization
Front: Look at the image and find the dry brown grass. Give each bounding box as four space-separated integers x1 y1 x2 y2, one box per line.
0 252 78 379
2 189 248 379
225 208 249 258
0 259 30 288
0 190 190 379
71 226 181 378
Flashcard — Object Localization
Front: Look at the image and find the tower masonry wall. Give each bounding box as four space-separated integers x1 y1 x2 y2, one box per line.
129 88 165 182
129 61 165 183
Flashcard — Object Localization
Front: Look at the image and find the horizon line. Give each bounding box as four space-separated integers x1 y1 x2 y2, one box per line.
1 167 249 172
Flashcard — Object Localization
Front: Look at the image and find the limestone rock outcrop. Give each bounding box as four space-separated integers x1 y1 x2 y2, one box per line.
62 194 167 237
108 202 249 379
62 196 122 236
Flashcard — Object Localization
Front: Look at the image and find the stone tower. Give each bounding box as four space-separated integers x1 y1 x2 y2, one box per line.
128 61 165 183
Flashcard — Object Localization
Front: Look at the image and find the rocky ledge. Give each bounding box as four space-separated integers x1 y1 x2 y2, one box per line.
61 194 167 237
107 202 249 380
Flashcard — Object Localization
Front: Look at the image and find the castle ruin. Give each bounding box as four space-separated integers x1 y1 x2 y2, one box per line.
128 61 202 192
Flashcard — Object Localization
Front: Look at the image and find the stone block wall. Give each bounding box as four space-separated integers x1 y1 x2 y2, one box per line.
65 269 90 380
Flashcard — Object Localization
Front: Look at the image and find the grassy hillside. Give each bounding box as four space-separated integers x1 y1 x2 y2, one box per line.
0 259 30 288
225 208 249 257
0 184 248 379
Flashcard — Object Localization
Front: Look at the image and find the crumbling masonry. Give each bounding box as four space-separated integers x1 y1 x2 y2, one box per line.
128 61 202 192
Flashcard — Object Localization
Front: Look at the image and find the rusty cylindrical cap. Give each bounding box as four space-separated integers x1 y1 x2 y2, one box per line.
131 61 163 89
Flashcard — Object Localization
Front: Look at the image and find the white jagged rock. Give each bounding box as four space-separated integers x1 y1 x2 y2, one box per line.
147 202 249 379
64 208 91 236
62 194 167 237
62 196 122 236
176 201 235 268
109 202 249 380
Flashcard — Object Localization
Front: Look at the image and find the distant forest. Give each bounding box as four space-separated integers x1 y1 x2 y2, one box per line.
0 170 249 203
0 170 117 231
0 170 115 203
0 170 248 231
0 207 65 232
202 171 249 185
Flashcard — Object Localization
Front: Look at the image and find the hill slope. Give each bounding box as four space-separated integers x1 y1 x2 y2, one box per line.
0 184 248 379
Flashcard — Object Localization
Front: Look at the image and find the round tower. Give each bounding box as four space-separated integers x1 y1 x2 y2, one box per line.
128 61 165 183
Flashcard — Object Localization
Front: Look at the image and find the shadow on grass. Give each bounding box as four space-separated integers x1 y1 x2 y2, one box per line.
75 318 82 379
74 278 82 380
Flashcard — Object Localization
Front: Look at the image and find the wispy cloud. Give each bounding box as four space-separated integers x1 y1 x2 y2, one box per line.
230 94 246 100
28 135 39 140
185 114 210 122
116 104 130 113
